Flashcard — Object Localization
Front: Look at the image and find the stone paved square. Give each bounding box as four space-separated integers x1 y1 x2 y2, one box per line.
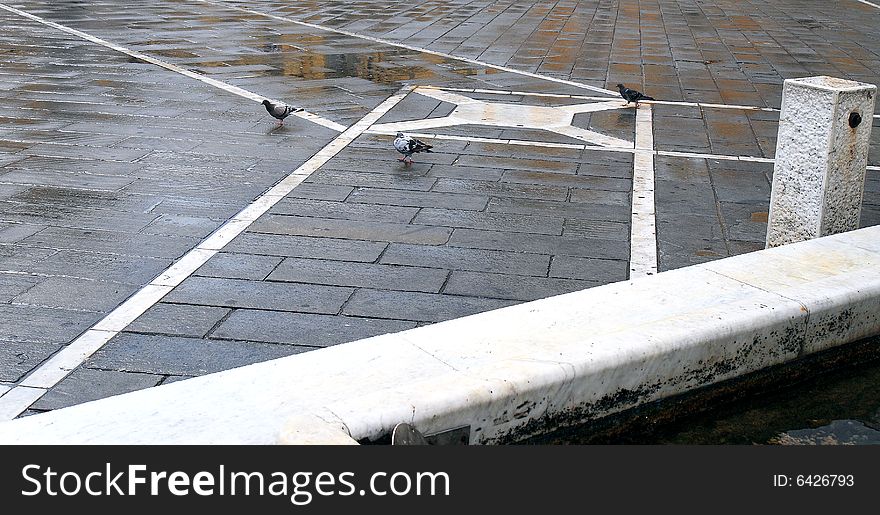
0 0 878 423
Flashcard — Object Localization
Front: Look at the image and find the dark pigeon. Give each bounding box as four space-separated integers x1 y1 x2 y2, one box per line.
262 99 303 125
393 132 433 165
616 84 654 107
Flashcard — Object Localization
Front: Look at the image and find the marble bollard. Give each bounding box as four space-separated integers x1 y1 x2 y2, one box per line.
766 76 876 248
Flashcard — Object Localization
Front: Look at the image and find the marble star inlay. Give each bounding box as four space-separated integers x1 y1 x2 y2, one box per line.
369 86 634 148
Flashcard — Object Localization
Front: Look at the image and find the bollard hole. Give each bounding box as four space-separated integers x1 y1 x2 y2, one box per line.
848 111 862 128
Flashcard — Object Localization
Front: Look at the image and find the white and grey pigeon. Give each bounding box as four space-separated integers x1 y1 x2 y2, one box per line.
616 84 654 107
393 132 433 165
262 99 303 125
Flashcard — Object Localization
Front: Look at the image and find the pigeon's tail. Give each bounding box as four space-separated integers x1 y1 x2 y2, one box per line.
641 95 655 101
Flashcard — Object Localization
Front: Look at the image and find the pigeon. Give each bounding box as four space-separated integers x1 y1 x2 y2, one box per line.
617 84 654 107
393 132 433 164
262 99 303 125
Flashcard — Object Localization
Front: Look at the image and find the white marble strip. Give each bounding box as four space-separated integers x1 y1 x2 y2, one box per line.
419 86 780 112
370 116 466 133
630 105 658 278
412 87 483 105
855 0 880 9
548 124 634 148
194 0 620 97
20 330 116 388
0 3 346 133
0 384 10 398
0 386 45 420
361 129 794 167
868 165 880 171
364 129 587 150
656 150 774 163
0 86 414 420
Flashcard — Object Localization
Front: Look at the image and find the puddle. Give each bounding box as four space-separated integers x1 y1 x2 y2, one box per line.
193 44 437 84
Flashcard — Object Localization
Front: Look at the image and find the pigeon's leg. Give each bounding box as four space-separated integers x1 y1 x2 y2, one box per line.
397 156 406 162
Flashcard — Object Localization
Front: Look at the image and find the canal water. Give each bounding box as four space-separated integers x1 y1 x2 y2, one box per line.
543 351 880 445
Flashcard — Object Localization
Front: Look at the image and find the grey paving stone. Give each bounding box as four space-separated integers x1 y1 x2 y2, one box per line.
268 257 448 293
454 154 579 174
165 276 354 314
0 340 58 382
86 333 309 376
19 143 151 162
0 169 136 192
657 210 726 241
211 309 417 346
12 276 135 313
141 214 221 238
444 270 596 301
126 303 230 338
29 250 171 285
270 198 418 223
655 180 719 216
561 219 629 240
307 168 437 191
502 169 631 191
194 252 283 281
0 272 40 302
225 233 387 262
348 187 488 210
548 255 630 283
249 215 453 245
32 367 163 411
381 243 551 276
412 207 564 235
488 196 630 221
0 223 45 244
21 226 199 259
287 183 355 201
426 164 505 181
569 187 631 206
343 288 516 323
709 166 772 204
658 237 729 272
720 202 769 243
448 227 629 260
431 177 568 201
0 202 159 233
0 304 101 344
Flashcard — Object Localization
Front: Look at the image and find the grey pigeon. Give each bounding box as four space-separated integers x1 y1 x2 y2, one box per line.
617 84 654 107
393 132 433 165
262 99 303 125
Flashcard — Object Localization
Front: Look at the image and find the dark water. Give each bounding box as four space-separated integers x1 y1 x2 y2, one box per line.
548 354 880 445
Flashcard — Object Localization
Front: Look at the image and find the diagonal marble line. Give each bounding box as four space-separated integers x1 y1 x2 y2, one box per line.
546 125 633 148
0 3 347 132
853 0 880 9
411 87 484 105
371 117 467 132
560 101 635 114
0 86 415 421
194 0 620 97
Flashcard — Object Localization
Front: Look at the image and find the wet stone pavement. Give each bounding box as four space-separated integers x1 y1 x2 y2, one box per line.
0 0 879 419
